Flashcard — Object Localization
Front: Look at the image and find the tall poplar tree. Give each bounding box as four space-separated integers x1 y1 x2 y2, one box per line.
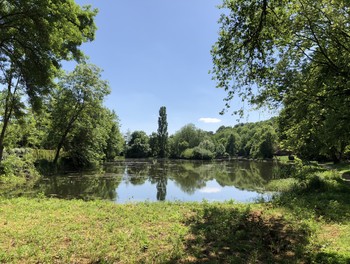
157 106 168 158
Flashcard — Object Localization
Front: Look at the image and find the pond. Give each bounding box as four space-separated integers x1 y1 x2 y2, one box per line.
29 159 279 203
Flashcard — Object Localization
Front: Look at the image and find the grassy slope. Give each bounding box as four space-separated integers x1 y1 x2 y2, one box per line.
0 166 349 263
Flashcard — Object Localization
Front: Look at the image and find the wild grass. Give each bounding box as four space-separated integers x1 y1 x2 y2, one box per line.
0 198 314 264
1 189 349 263
0 162 349 263
0 199 192 263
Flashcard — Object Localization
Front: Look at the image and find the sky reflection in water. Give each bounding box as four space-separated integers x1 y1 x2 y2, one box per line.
35 159 278 203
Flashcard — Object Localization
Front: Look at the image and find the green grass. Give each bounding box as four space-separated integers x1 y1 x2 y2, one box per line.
0 198 313 264
0 164 350 263
320 162 350 173
1 194 349 263
0 199 192 263
265 178 299 192
275 155 290 163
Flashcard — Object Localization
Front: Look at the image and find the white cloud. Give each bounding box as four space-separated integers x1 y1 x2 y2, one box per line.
199 187 222 193
198 117 222 124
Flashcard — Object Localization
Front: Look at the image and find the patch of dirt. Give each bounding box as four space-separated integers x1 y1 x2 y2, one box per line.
318 224 341 242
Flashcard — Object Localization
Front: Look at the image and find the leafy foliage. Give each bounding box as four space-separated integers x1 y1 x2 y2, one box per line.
104 113 124 161
124 120 277 160
212 0 350 162
46 63 111 167
157 106 168 158
0 0 97 162
169 124 207 158
125 131 151 158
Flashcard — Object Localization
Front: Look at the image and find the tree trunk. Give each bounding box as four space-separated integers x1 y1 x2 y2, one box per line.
0 117 10 163
53 139 64 165
0 79 16 163
52 107 84 165
53 123 74 165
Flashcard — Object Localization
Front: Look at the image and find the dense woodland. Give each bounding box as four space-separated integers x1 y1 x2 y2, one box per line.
125 117 278 160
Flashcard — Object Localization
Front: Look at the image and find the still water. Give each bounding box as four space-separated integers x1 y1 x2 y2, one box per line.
32 159 278 203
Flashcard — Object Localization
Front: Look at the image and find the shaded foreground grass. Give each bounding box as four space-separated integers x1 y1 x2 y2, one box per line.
0 167 350 263
0 199 310 264
0 200 348 263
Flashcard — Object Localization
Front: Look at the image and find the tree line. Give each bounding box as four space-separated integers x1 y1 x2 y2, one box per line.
125 112 278 160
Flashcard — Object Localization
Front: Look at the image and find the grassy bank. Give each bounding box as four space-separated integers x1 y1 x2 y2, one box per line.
0 198 311 263
0 165 350 263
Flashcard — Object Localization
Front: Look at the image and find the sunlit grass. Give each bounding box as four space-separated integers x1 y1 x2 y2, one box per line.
265 178 298 192
0 199 193 263
1 162 350 263
0 193 349 263
275 155 290 163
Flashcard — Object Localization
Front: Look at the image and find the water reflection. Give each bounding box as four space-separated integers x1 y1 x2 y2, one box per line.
36 172 122 201
25 159 278 202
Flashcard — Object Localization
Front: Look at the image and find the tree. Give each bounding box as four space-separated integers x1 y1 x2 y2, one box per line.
149 132 159 157
48 63 110 165
212 0 350 161
170 124 206 158
157 106 168 158
17 108 51 149
226 133 239 157
214 143 226 158
104 111 124 161
249 126 277 159
125 131 151 158
63 107 117 167
192 139 216 160
278 86 349 162
0 0 97 162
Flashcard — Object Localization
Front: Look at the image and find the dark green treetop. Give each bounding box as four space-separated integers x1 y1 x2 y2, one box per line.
157 106 168 158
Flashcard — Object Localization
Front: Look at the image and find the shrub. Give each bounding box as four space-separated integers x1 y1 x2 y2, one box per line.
192 147 214 160
0 148 40 188
180 148 194 159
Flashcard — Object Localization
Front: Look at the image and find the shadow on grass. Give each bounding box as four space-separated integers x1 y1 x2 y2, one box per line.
174 205 311 263
272 172 350 263
275 172 350 223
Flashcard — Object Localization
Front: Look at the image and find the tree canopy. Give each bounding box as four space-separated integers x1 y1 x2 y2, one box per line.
0 0 97 104
48 63 110 165
212 0 350 161
0 0 97 162
125 131 151 158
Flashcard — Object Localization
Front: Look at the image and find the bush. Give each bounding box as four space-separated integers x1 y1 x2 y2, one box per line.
32 149 55 162
192 147 214 160
180 148 194 159
180 147 215 160
0 148 40 188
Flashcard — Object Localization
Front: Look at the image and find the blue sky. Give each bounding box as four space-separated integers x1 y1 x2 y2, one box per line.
70 0 274 135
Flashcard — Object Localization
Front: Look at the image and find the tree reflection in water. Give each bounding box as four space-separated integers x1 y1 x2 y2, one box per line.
149 160 168 201
156 176 167 201
26 159 278 202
